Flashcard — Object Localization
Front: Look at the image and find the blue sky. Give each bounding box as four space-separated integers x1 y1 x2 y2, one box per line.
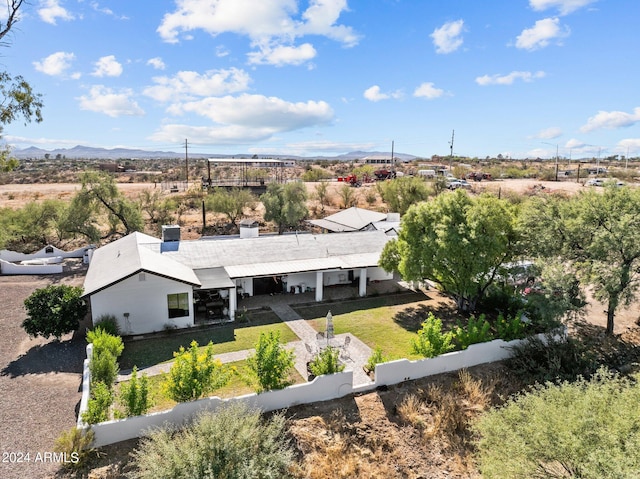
2 0 639 159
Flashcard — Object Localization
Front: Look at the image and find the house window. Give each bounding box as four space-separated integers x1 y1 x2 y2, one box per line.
167 293 189 318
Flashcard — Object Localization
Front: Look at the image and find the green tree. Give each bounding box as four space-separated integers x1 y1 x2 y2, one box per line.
377 176 431 214
313 181 331 214
380 190 519 311
246 331 295 392
474 368 640 478
261 182 308 234
72 171 144 238
129 403 294 479
118 366 152 417
82 381 113 424
411 313 455 358
337 182 356 208
308 346 345 376
22 285 87 340
163 341 230 402
519 187 640 334
206 187 255 225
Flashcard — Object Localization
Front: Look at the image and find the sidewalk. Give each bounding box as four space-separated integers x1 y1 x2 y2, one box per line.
118 299 374 386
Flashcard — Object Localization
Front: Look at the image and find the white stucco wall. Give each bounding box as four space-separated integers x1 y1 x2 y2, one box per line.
89 272 194 335
236 278 253 296
367 266 393 281
286 272 317 292
324 269 354 286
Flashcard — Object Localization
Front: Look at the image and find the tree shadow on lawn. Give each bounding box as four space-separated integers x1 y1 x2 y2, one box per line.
1 337 85 377
393 303 460 333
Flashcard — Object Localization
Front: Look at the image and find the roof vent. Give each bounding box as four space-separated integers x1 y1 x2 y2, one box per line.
162 225 181 242
239 219 259 239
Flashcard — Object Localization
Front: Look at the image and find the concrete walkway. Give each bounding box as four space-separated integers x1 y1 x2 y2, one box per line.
118 300 374 386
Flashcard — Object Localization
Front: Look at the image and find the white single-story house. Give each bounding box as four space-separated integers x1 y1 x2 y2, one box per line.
308 207 400 235
82 226 394 335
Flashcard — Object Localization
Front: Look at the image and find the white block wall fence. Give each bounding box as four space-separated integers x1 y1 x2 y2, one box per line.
79 330 565 448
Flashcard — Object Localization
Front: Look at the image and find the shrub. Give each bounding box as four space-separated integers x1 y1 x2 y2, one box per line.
453 314 494 350
89 349 119 388
128 403 295 479
92 314 120 336
495 312 528 341
163 341 231 402
246 331 295 392
474 368 640 479
506 332 597 384
365 346 389 373
54 427 95 470
82 381 113 424
118 366 152 417
22 284 87 339
411 313 455 358
308 346 345 377
87 327 124 359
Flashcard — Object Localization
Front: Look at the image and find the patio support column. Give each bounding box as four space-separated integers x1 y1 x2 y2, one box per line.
315 271 323 302
229 287 236 320
359 268 367 297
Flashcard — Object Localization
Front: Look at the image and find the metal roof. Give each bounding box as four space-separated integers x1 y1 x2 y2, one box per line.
83 232 201 297
193 267 235 289
308 207 388 232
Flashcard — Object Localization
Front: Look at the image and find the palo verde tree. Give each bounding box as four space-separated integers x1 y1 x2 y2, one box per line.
70 171 144 239
206 187 255 225
376 176 431 215
380 190 519 311
22 285 87 340
519 186 640 334
260 182 308 234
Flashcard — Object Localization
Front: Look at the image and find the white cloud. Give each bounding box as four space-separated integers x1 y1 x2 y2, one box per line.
430 19 464 54
92 55 123 77
77 85 144 117
475 70 546 85
156 0 359 66
565 138 586 149
413 82 445 99
533 127 563 139
38 0 74 25
515 17 569 50
617 138 640 154
363 85 402 102
247 42 316 66
143 68 251 102
173 94 334 132
33 51 75 76
580 107 640 132
216 46 230 57
147 57 166 70
529 0 598 16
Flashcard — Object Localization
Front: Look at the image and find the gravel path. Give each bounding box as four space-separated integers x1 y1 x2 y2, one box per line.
0 264 88 479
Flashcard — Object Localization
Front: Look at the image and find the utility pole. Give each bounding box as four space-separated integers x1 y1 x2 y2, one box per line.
184 138 189 188
448 130 455 172
390 140 394 171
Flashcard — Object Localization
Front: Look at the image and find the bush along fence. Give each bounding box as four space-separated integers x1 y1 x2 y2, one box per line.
78 328 566 448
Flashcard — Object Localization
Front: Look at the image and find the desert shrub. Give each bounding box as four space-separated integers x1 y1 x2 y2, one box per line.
87 327 124 359
22 284 87 339
54 427 95 470
92 314 120 336
412 313 455 358
89 349 119 388
246 331 295 392
117 366 152 418
495 311 528 341
308 346 345 376
163 341 231 402
474 368 640 479
506 332 597 384
365 346 389 373
302 167 332 182
453 314 494 350
128 403 294 479
82 381 113 424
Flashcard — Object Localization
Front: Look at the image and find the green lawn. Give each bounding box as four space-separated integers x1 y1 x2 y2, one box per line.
119 310 298 370
115 359 305 414
293 293 445 361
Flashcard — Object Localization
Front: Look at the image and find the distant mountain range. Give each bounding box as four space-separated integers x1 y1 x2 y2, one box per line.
13 145 419 162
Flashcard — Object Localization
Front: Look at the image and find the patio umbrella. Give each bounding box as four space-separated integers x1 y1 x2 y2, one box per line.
325 311 334 343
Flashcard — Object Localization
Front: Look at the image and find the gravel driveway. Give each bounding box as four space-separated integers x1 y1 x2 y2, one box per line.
0 263 88 479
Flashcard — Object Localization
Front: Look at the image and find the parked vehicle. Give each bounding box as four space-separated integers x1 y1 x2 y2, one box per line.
447 179 472 190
